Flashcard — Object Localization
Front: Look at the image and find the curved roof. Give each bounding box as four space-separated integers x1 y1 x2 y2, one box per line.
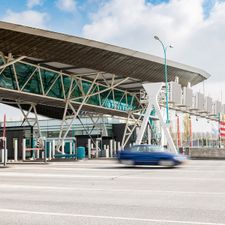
0 21 210 90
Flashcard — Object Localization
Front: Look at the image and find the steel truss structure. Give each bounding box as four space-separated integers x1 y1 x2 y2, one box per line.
0 53 142 112
0 52 218 153
0 53 147 150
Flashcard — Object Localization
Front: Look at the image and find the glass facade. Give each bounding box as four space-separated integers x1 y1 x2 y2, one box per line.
0 57 140 112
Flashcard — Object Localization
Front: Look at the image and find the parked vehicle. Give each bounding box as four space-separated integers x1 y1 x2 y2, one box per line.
117 145 186 167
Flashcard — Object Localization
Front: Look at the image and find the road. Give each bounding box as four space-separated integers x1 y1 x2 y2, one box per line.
0 160 225 225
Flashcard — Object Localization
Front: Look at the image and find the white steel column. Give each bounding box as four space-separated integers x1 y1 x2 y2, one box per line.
147 124 151 144
140 83 177 153
135 102 153 145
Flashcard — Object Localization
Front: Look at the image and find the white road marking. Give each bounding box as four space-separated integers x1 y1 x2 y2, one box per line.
1 171 225 181
0 183 225 197
0 208 224 225
7 166 225 173
12 163 225 169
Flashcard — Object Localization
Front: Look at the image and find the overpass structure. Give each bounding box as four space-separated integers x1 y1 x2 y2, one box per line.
0 21 210 152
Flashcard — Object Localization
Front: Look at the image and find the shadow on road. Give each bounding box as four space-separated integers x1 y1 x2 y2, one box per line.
97 165 181 170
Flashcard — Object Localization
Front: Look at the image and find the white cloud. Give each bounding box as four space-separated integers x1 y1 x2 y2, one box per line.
56 0 76 12
27 0 43 8
82 0 225 98
2 9 49 29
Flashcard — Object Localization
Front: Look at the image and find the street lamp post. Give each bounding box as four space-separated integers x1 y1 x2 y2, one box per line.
154 36 172 124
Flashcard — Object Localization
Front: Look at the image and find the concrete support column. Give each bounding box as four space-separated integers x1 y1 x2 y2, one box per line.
88 139 91 159
14 139 18 162
22 138 26 161
49 142 52 160
69 141 73 155
109 140 113 158
96 140 99 158
114 140 117 156
52 140 55 158
3 149 7 165
105 145 109 158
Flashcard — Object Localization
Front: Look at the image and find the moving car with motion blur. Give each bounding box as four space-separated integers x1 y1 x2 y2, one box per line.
117 145 186 167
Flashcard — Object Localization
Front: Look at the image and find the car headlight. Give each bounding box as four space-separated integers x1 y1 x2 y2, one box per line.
173 156 186 162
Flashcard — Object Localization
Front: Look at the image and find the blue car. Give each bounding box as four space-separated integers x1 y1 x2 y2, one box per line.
117 145 186 167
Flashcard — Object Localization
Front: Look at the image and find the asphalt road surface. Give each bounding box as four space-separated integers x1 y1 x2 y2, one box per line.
0 159 225 225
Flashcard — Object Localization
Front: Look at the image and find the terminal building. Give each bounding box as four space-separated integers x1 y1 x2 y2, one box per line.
0 21 222 161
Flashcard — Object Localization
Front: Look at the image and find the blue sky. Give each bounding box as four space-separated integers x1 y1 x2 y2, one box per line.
0 0 219 36
1 0 225 122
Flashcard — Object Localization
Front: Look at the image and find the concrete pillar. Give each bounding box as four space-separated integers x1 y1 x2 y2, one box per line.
96 140 99 158
113 140 117 156
44 140 47 163
14 139 18 162
2 149 7 164
109 140 113 157
105 145 109 158
22 138 26 161
69 141 73 155
4 139 7 165
88 139 91 159
52 140 55 158
49 142 52 160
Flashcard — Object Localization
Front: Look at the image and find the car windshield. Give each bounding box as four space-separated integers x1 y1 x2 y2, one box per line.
127 145 165 152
